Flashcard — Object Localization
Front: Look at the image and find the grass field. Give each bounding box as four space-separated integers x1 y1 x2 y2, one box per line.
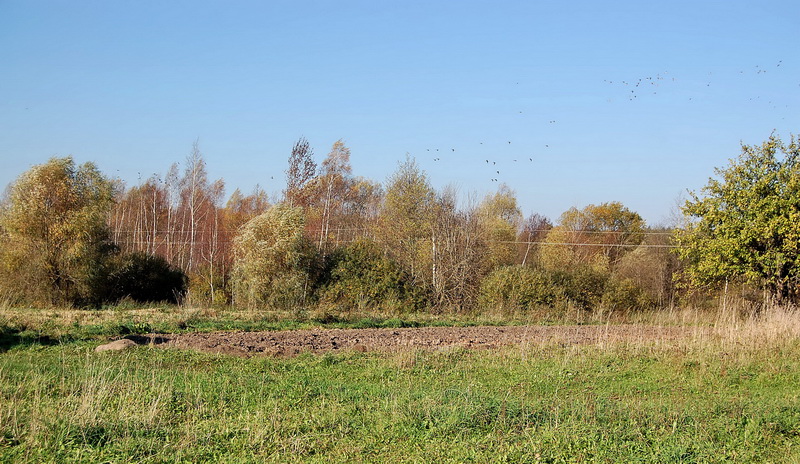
1 306 800 463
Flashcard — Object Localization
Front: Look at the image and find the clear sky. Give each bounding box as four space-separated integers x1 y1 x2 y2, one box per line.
1 0 798 225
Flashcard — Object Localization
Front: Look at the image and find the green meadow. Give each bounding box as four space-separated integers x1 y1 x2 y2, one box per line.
2 307 800 463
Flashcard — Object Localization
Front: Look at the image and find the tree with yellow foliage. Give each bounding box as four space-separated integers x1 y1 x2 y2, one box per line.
0 157 116 305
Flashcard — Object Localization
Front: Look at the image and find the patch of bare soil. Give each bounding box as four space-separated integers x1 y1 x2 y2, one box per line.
124 324 708 358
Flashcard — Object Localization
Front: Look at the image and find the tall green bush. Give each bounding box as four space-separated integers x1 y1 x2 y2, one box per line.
478 266 560 313
319 239 427 312
600 277 655 313
231 204 319 310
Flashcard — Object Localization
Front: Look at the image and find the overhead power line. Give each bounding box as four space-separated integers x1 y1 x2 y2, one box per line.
497 240 678 248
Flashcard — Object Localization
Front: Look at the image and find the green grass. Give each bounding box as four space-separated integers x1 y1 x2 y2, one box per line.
2 335 800 462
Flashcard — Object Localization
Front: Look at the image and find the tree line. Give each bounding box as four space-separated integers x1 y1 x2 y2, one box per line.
1 134 797 314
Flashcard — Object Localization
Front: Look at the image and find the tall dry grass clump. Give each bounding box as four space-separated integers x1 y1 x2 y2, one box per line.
710 302 800 350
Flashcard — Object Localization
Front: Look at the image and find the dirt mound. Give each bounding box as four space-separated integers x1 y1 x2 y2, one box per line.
122 324 703 357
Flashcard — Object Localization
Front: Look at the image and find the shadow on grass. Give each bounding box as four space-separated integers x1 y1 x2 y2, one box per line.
0 324 172 352
0 324 63 352
122 334 170 345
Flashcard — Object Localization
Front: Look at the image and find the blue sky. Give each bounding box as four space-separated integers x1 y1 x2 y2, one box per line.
1 1 798 225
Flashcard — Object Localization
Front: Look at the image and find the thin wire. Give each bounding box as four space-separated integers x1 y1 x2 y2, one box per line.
497 240 678 248
116 238 681 248
110 227 676 236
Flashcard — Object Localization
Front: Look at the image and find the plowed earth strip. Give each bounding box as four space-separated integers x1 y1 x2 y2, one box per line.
125 325 708 358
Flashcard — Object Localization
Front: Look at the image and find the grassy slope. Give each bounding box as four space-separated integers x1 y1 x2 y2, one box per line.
2 319 800 463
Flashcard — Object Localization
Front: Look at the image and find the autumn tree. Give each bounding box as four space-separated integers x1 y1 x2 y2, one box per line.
476 184 523 269
339 177 383 242
223 186 270 232
376 157 436 291
429 188 487 309
284 137 317 208
231 204 318 309
541 202 645 272
309 139 354 253
0 157 116 306
171 142 226 303
110 175 169 256
676 134 800 304
176 141 225 272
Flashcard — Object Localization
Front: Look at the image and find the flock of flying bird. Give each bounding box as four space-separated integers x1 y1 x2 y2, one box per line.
425 140 542 183
418 60 792 184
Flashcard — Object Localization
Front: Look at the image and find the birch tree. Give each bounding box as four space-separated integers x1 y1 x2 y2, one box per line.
376 157 436 290
313 139 353 253
284 137 317 208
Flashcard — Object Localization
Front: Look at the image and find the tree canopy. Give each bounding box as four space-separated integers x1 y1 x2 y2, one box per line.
0 157 116 305
231 204 317 309
0 139 684 314
676 134 800 303
541 201 645 272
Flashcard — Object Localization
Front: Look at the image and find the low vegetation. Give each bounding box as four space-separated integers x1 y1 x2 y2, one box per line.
1 305 800 462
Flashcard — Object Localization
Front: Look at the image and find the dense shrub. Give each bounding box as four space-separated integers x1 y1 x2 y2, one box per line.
318 239 427 312
477 264 658 315
231 205 320 310
615 239 679 307
186 266 230 307
600 277 655 313
478 266 560 313
549 266 609 310
109 252 187 304
0 157 117 307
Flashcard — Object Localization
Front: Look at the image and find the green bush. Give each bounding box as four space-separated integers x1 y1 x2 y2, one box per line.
601 277 655 313
549 266 609 310
109 252 187 304
318 239 427 312
478 264 661 314
230 205 320 310
478 266 560 313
